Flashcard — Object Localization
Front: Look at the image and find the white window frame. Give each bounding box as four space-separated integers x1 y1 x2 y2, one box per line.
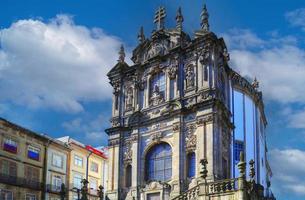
25 193 37 200
0 189 13 200
52 175 62 191
73 173 83 189
52 153 63 168
74 155 83 167
90 161 99 173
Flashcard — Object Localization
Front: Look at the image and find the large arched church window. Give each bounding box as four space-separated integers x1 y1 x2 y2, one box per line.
146 142 172 182
187 152 196 178
150 72 166 98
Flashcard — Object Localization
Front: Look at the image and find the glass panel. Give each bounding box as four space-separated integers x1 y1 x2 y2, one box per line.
138 90 144 109
0 190 13 200
187 152 195 178
150 73 166 98
74 155 83 167
245 95 255 179
147 193 160 200
73 174 82 189
146 143 172 182
233 90 244 178
52 154 63 168
170 79 175 100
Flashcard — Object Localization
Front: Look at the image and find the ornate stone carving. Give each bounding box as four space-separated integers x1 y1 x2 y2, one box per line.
198 90 213 102
150 85 164 106
150 132 163 142
147 42 168 59
109 138 120 146
196 114 214 126
185 124 196 152
185 97 196 108
112 80 120 95
167 59 178 79
111 117 120 127
185 64 195 89
172 123 180 132
123 139 133 164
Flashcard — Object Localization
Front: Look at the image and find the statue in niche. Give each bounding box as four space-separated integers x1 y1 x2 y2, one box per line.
185 65 195 89
150 85 163 106
126 87 133 111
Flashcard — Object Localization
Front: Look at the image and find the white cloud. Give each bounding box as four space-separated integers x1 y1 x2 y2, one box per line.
0 15 124 113
224 29 305 104
62 114 108 144
286 8 305 31
222 29 265 49
288 109 305 129
269 149 305 196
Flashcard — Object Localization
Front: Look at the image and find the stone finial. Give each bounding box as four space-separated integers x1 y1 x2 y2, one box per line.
237 151 246 177
138 26 145 43
118 45 125 63
249 159 255 180
200 4 210 32
176 7 184 31
200 158 208 179
154 6 166 30
252 77 259 89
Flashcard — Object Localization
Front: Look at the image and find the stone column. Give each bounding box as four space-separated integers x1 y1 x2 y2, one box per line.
131 133 139 199
171 121 181 197
145 75 151 108
237 151 246 200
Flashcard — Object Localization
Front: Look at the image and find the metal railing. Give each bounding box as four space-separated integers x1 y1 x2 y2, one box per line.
0 173 43 190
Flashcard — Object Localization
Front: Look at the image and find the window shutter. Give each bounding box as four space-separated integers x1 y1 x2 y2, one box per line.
9 161 17 177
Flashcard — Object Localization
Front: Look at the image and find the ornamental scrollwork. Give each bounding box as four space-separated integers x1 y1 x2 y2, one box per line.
123 139 133 164
167 58 178 79
112 80 120 95
196 114 214 126
185 124 196 152
150 132 163 143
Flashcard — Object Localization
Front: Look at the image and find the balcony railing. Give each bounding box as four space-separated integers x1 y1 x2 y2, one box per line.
46 184 62 193
0 173 43 190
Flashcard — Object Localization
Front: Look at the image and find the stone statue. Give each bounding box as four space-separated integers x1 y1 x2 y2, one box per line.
185 65 195 89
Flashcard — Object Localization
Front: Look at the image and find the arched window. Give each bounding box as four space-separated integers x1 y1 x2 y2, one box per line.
146 143 172 182
187 152 196 178
125 164 132 187
150 72 166 97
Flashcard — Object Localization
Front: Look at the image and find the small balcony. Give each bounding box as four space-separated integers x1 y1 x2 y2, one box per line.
0 173 43 190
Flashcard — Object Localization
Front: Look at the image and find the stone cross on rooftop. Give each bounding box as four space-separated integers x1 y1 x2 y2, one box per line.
154 6 166 30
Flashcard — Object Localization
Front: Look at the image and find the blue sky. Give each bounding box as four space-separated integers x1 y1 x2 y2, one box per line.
1 0 305 199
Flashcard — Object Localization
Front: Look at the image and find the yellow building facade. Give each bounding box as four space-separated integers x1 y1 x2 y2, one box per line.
57 137 108 200
0 118 46 200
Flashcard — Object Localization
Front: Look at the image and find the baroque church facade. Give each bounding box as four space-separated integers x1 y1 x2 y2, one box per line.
105 5 274 200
